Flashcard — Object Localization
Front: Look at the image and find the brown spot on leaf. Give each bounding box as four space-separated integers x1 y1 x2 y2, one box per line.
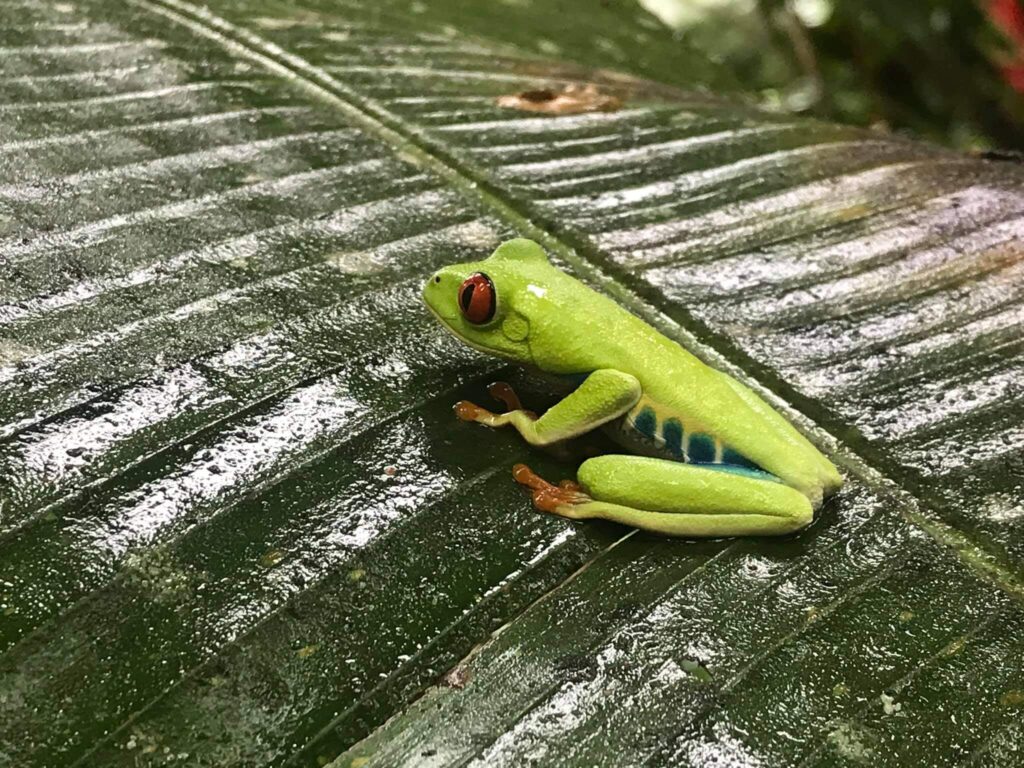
834 203 872 222
297 644 319 659
497 83 622 115
259 548 286 568
1000 689 1024 707
443 665 471 688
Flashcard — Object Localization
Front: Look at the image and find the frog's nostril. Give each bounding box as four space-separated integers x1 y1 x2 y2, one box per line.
434 275 441 283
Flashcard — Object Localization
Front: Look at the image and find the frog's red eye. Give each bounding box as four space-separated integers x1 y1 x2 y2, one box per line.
458 272 496 325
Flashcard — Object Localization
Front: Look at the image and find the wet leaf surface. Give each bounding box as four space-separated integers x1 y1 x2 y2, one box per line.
0 0 1021 766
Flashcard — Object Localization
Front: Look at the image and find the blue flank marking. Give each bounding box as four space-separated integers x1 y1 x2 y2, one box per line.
620 402 776 481
633 407 657 439
687 434 715 463
722 447 762 472
662 418 684 458
698 464 782 482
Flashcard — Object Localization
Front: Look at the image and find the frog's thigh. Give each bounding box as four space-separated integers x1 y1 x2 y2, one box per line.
575 455 812 537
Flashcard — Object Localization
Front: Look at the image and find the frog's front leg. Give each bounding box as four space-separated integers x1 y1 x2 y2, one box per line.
455 369 641 446
516 455 813 538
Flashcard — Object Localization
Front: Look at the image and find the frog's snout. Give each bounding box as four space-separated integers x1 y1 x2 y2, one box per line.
423 265 465 302
422 268 459 323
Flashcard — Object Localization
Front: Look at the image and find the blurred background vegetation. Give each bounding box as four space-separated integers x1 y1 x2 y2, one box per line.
639 0 1024 151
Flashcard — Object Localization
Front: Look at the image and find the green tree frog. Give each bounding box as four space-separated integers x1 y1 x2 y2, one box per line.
422 239 843 537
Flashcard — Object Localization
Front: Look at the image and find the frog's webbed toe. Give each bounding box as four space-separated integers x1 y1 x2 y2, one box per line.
487 381 525 412
453 399 494 423
454 382 537 426
512 463 593 519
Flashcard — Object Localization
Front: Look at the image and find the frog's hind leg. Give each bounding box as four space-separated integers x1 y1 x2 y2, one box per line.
514 455 813 538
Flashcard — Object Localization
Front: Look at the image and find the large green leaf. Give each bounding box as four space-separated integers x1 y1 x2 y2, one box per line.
0 0 1022 766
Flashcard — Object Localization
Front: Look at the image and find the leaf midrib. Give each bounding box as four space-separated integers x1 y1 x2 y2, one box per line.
133 0 1024 612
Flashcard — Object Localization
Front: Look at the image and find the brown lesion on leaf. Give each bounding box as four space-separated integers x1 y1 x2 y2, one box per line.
1000 689 1024 707
497 83 622 115
443 664 471 688
297 643 320 659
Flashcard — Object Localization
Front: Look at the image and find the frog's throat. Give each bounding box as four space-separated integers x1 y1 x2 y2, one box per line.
424 302 536 367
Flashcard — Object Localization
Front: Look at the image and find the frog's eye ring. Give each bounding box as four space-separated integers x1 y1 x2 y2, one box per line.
458 272 497 325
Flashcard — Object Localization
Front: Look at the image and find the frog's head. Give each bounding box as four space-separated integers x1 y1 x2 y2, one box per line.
422 238 555 366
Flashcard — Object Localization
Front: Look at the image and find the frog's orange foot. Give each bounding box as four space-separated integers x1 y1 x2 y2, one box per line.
512 463 591 518
488 381 523 411
454 399 493 422
487 382 537 419
455 383 536 424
